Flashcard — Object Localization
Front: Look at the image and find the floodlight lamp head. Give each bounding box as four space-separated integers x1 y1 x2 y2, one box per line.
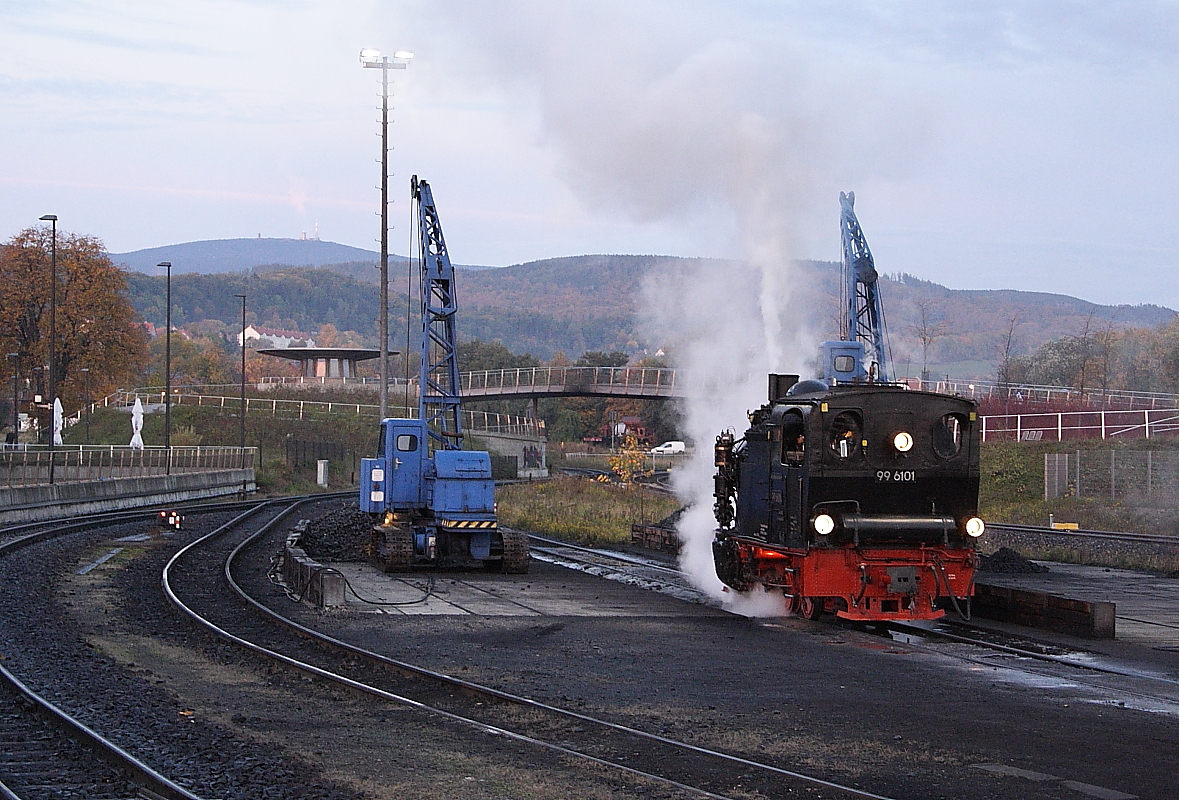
393 50 414 60
359 48 381 63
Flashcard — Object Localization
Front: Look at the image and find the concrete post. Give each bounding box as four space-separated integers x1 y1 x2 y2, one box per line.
317 459 329 487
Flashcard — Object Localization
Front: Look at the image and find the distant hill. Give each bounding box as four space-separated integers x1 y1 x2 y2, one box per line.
122 253 1177 379
110 238 394 274
110 237 492 276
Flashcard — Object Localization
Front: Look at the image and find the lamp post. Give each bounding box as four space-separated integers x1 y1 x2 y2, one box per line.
80 367 90 445
360 47 413 420
39 214 57 483
236 294 247 472
7 353 17 448
158 262 172 471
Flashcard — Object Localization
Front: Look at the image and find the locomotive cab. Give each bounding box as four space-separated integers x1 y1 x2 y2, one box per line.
714 376 984 621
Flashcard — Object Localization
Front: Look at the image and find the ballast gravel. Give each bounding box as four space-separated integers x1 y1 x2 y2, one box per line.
0 512 364 800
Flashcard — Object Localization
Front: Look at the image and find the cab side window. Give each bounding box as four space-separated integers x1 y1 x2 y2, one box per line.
829 411 862 459
780 410 805 465
396 434 418 452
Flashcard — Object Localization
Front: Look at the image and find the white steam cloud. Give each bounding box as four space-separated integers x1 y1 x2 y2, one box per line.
435 2 932 614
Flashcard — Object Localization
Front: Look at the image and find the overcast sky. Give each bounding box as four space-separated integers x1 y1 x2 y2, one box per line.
2 1 1177 308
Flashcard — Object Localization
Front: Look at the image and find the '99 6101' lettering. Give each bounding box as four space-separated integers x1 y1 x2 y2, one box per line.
876 470 916 482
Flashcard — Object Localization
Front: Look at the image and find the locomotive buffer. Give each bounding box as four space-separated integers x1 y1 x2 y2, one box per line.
711 192 985 621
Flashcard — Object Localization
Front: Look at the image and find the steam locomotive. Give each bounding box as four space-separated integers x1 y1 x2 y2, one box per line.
712 370 983 622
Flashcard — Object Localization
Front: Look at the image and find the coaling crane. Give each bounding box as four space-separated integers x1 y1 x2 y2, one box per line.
358 177 529 573
818 191 893 383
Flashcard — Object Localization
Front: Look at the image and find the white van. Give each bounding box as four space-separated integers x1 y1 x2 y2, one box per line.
650 441 686 455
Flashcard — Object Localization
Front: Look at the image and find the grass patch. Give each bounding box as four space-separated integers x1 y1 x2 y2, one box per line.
496 476 680 545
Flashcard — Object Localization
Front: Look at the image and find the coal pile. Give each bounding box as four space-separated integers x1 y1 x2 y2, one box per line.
979 547 1050 574
653 507 685 530
299 505 373 562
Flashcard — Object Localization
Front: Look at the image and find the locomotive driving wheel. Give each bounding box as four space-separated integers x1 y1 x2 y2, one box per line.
792 595 823 621
499 529 530 574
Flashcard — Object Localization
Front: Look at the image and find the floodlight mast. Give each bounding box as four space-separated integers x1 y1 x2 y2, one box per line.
360 47 413 419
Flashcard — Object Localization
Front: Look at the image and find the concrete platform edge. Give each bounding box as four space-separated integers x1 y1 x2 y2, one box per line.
0 470 256 524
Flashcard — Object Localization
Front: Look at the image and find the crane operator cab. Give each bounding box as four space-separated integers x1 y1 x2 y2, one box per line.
360 418 524 572
818 340 873 384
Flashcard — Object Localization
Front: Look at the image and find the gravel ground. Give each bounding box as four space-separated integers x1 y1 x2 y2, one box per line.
0 509 364 800
8 503 1178 800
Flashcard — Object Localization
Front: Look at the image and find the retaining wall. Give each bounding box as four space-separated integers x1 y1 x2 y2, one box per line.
0 469 256 525
282 528 346 608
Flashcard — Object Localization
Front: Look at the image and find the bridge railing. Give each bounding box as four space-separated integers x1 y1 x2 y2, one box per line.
980 409 1179 442
460 366 680 395
913 378 1179 411
0 445 256 488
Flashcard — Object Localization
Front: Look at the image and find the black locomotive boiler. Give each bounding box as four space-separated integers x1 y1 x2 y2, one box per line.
712 374 984 621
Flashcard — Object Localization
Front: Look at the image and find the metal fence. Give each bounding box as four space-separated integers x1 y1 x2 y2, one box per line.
0 445 257 488
76 390 544 438
981 409 1179 442
1045 450 1179 505
914 378 1179 411
459 366 681 397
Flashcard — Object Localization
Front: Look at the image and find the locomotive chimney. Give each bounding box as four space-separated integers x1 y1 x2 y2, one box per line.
768 373 799 402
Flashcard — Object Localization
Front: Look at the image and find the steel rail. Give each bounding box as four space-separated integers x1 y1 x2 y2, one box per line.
522 535 1179 704
987 521 1179 546
0 491 353 800
162 503 899 800
881 620 1179 714
0 662 205 800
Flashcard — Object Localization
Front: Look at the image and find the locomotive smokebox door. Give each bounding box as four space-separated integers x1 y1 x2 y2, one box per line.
887 566 920 595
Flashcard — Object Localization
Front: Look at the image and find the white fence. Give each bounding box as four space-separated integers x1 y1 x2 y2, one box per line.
78 389 544 438
1 445 257 488
981 409 1179 442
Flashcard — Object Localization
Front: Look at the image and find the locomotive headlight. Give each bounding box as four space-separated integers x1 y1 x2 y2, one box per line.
813 513 836 535
965 517 986 538
892 431 914 452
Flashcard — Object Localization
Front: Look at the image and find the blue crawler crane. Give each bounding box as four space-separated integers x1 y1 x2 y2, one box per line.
359 177 529 572
816 191 893 384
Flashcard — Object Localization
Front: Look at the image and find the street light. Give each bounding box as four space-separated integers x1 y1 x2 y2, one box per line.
360 47 412 419
39 214 57 483
80 367 90 445
7 353 17 448
235 294 247 473
158 261 172 470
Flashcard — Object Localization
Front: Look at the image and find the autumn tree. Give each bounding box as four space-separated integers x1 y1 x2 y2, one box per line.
0 226 147 412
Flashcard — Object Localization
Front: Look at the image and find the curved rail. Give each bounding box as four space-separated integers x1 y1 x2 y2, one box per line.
162 503 898 800
0 663 204 800
0 504 240 800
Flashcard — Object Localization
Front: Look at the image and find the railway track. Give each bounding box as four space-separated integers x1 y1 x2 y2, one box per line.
524 533 1179 714
0 664 201 800
0 494 358 800
0 501 247 800
988 521 1179 546
166 501 900 800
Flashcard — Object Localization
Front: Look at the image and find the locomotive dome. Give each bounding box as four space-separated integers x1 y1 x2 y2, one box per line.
786 379 829 396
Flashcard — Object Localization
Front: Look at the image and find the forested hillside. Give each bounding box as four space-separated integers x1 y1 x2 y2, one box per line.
123 254 1175 380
